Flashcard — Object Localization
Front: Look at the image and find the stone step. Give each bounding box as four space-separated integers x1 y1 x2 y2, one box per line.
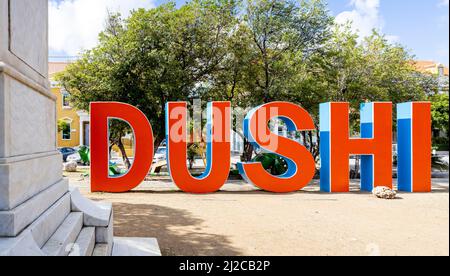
28 193 71 248
0 179 69 237
96 208 114 244
92 243 113 257
0 229 45 256
112 237 161 256
41 212 83 256
70 188 111 227
69 227 95 257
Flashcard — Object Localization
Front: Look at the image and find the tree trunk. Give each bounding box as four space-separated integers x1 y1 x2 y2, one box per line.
353 155 360 179
313 131 321 161
308 131 313 152
241 139 254 162
153 136 164 154
117 138 132 170
109 144 114 157
301 132 307 148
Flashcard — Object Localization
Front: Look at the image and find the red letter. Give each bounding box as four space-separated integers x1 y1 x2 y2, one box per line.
397 102 432 192
320 102 392 193
237 102 316 193
166 102 231 193
90 102 154 193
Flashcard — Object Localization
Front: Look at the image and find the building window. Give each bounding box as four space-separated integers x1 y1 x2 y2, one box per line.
62 91 71 108
61 121 72 140
438 65 445 77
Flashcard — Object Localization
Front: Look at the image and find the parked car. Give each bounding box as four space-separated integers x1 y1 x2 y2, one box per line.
59 147 77 162
67 152 82 164
159 139 167 147
153 147 167 164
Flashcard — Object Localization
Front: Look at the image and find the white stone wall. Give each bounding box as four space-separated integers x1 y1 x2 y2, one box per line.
0 0 62 211
0 0 49 88
0 1 158 256
9 0 48 78
8 76 56 156
0 0 9 53
0 153 63 210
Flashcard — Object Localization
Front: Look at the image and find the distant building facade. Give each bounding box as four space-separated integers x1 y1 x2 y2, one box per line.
49 62 135 157
414 60 449 94
414 61 449 143
49 62 90 148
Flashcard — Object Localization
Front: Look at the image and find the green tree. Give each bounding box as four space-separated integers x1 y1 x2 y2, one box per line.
57 0 239 154
431 93 449 139
283 25 431 163
302 26 428 112
108 120 133 169
57 0 435 170
244 0 332 104
57 119 70 134
205 0 333 161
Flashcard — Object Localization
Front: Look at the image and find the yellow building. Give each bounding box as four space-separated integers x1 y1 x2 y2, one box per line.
50 62 90 148
414 60 449 95
49 62 133 157
414 60 449 76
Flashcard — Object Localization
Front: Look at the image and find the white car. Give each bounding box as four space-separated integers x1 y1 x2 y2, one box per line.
67 152 82 164
153 147 167 163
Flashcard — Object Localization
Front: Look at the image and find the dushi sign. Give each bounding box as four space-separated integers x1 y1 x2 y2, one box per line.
90 101 431 194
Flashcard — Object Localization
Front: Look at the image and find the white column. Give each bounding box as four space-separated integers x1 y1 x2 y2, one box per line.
0 0 67 250
77 111 90 147
0 0 63 212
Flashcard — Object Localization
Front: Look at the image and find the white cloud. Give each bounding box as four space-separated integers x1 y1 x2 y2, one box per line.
49 0 156 56
437 0 450 28
438 0 449 7
437 43 449 59
335 0 397 41
437 1 449 65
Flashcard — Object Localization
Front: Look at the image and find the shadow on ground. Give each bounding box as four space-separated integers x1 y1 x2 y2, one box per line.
127 181 449 195
108 203 242 256
431 183 449 193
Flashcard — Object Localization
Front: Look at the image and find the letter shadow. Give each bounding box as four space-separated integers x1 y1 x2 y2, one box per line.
111 203 243 256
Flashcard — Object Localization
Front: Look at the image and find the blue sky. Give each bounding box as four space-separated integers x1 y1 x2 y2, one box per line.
49 0 449 65
329 0 449 65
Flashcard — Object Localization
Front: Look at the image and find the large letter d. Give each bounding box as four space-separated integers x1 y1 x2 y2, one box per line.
90 102 154 193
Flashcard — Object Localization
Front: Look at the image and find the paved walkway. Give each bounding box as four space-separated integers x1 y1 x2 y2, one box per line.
70 175 449 193
67 174 449 256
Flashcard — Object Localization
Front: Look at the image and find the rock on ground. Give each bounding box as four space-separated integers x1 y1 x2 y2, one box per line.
373 186 397 199
64 161 78 173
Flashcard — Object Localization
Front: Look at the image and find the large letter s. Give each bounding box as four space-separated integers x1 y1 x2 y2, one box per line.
237 102 316 193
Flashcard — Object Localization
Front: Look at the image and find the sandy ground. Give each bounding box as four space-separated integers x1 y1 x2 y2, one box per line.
67 171 449 256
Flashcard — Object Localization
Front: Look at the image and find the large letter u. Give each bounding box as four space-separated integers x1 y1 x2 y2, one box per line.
166 102 231 193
